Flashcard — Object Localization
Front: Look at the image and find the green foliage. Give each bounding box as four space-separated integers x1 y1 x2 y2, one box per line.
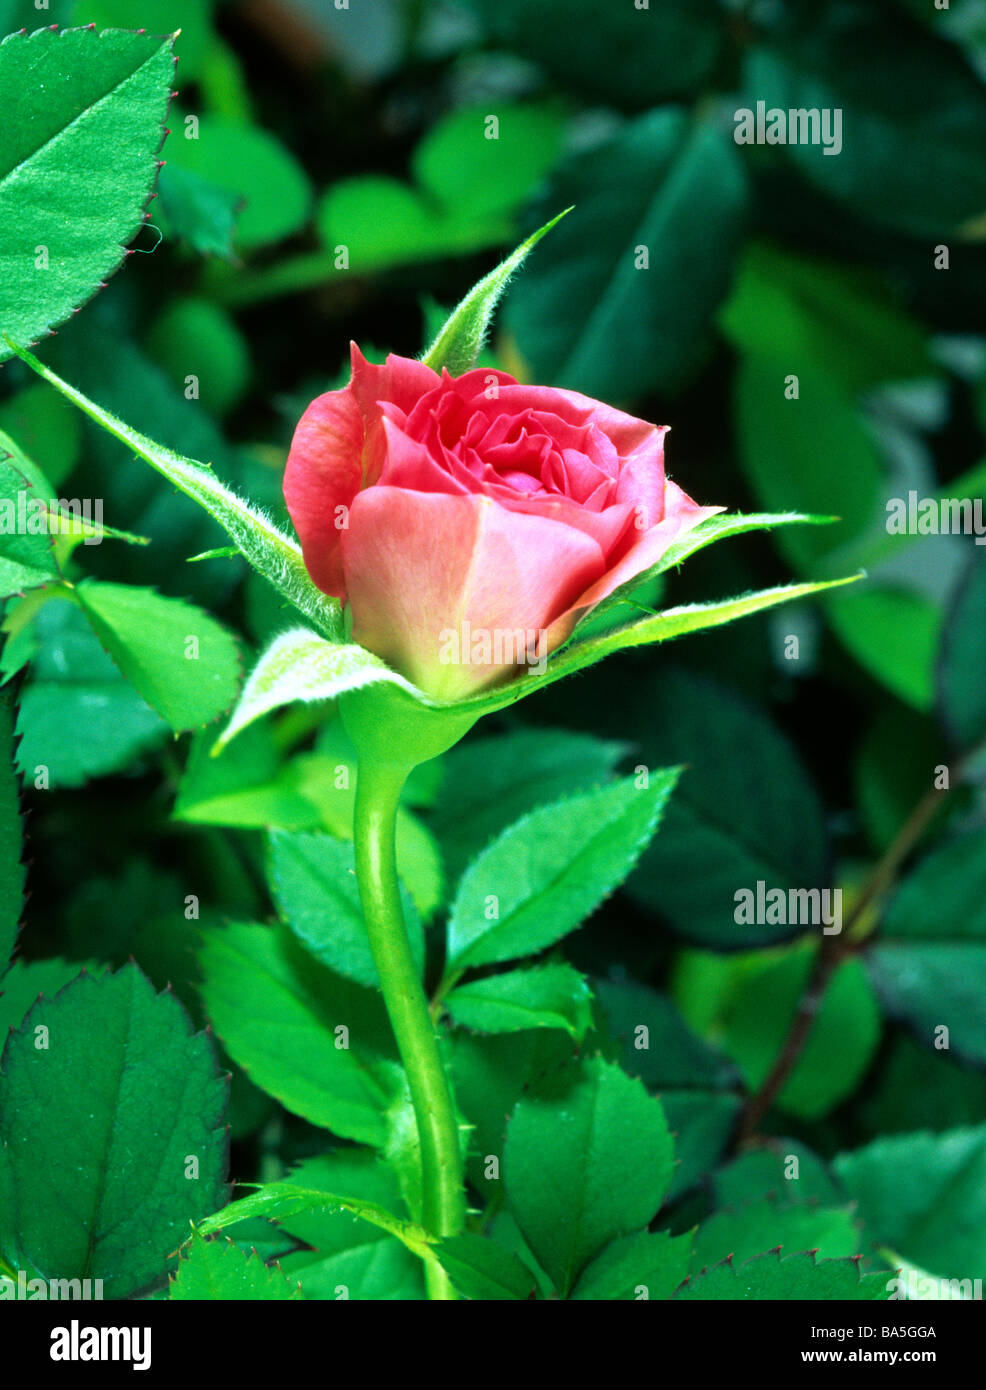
743 8 986 238
867 832 986 1066
145 298 249 417
938 553 986 750
198 921 400 1145
0 964 227 1296
164 115 310 250
0 0 982 1307
570 1230 692 1301
74 580 241 731
446 773 679 973
318 105 563 276
434 1232 535 1301
0 27 174 360
834 1127 986 1280
268 829 425 988
675 1250 891 1302
444 963 593 1040
462 0 722 108
427 727 628 886
689 1197 862 1273
0 956 106 1034
15 599 168 787
0 682 23 974
505 110 748 399
170 1234 302 1300
621 669 830 947
504 1056 675 1296
721 949 882 1120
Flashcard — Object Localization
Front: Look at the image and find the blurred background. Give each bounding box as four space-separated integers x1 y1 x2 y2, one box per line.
3 0 986 1227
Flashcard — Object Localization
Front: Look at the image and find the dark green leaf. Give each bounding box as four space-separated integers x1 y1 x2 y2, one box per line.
0 964 227 1297
835 1127 986 1279
505 110 747 400
434 1232 535 1301
867 831 986 1065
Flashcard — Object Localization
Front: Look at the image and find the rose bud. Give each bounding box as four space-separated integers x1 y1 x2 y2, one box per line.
283 345 722 701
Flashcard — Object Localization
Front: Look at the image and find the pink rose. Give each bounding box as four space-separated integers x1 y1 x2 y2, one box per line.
283 345 721 700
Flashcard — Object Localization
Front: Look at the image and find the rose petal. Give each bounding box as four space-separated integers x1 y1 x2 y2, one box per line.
342 488 605 700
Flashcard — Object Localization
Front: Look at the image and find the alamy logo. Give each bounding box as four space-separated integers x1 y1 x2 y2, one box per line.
0 488 104 544
438 621 548 675
885 491 986 544
734 101 842 156
734 880 842 934
50 1320 151 1372
1 1271 103 1300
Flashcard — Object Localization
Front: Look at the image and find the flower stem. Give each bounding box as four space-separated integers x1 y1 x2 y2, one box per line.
352 756 465 1301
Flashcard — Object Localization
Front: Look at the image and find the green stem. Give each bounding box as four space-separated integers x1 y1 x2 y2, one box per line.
353 756 465 1301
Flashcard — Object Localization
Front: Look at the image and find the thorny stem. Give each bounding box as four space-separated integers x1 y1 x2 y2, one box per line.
352 757 465 1300
738 771 955 1143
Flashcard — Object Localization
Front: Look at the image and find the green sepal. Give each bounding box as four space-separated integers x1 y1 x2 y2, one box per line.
3 337 343 641
420 209 572 375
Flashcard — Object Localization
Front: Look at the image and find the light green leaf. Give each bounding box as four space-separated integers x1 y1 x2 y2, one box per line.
720 241 933 395
446 772 679 973
571 1230 693 1301
445 964 593 1040
162 113 310 250
722 949 882 1121
0 964 227 1297
198 921 400 1146
504 1056 675 1296
146 298 249 417
675 1250 891 1301
281 1240 424 1300
3 341 343 641
690 1198 862 1275
268 829 424 989
0 27 174 360
170 1234 302 1300
0 453 61 598
156 163 241 259
421 210 571 376
313 105 564 285
73 581 240 732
